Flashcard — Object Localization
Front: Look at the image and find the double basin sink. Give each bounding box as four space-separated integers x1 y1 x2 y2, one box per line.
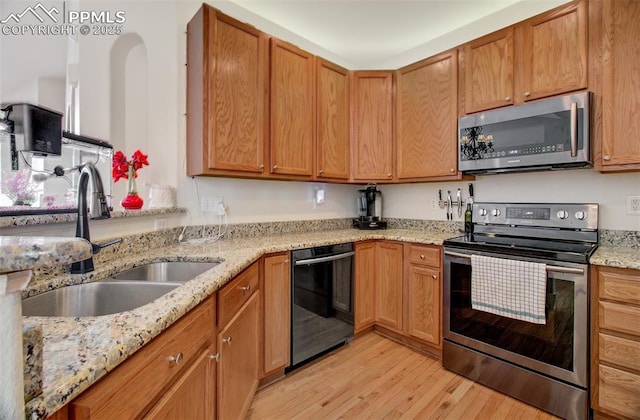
22 261 219 317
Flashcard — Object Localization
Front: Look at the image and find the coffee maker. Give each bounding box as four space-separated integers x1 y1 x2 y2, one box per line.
353 184 387 230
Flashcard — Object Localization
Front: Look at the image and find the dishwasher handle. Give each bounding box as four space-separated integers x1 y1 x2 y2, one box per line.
294 251 355 266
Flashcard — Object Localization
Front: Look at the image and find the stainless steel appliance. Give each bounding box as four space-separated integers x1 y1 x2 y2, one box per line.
443 202 598 420
353 184 387 229
458 92 591 174
289 243 354 370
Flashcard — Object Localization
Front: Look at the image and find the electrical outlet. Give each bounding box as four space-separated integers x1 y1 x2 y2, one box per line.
154 217 168 230
200 196 222 212
626 195 640 215
215 201 227 216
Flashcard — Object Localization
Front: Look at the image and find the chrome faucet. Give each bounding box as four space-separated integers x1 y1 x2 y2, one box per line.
70 162 121 274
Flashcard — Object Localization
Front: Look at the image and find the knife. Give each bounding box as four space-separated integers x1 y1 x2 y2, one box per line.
447 190 452 220
457 188 462 218
468 183 474 201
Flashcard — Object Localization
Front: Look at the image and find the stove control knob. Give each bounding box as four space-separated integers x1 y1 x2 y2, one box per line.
491 209 501 217
478 208 487 217
556 210 569 220
575 210 587 220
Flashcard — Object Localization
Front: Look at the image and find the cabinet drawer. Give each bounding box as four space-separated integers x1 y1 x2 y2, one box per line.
71 296 215 419
599 268 640 306
600 333 640 372
407 244 440 267
218 262 260 327
598 365 640 419
600 301 640 337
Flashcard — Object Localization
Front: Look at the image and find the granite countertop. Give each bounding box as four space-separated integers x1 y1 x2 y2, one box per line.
0 237 92 274
23 228 454 419
590 246 640 270
19 228 640 418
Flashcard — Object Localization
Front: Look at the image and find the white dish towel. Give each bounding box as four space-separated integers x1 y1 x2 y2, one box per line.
471 255 547 324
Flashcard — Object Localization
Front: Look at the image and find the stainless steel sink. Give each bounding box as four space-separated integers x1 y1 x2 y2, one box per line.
22 281 181 317
109 261 219 283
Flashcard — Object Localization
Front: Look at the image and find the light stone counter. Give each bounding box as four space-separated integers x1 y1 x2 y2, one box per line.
590 246 640 270
23 228 454 419
0 237 92 274
21 227 640 418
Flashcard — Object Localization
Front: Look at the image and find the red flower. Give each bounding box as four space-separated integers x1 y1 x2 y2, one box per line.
112 149 149 182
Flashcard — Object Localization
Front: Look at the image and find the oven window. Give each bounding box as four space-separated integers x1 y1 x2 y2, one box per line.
449 261 575 371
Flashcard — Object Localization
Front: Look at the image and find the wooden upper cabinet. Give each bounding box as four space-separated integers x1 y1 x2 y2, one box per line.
516 0 588 102
591 0 640 170
186 5 268 176
462 28 514 113
270 38 315 177
351 71 394 181
396 50 459 179
316 59 350 180
459 0 588 115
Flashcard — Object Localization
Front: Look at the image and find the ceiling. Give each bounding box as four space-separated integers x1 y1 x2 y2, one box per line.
224 0 571 69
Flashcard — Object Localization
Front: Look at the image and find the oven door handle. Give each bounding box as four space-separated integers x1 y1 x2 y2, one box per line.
294 251 355 266
444 251 585 275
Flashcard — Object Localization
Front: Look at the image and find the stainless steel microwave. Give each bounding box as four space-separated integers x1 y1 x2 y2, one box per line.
458 92 591 174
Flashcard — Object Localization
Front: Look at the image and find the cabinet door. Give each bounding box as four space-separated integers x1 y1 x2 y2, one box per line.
516 0 587 102
396 50 458 179
406 265 441 346
145 347 214 420
270 38 315 177
263 253 291 375
597 0 640 170
354 241 376 333
316 58 350 180
218 292 260 420
187 6 268 176
375 242 404 332
351 71 394 181
462 28 514 113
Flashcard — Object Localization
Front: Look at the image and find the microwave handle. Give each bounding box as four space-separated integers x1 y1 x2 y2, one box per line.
570 102 578 157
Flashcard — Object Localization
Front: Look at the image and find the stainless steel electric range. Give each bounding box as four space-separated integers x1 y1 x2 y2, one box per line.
443 202 598 420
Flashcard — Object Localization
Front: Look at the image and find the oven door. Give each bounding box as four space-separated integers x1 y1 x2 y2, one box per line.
443 248 589 388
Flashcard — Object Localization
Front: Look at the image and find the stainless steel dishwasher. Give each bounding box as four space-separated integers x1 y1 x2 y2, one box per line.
289 242 354 370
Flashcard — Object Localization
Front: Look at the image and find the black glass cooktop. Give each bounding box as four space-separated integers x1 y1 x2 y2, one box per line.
444 234 597 264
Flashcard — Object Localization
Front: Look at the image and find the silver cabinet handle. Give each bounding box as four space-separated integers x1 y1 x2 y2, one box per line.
223 337 232 345
273 165 279 170
259 164 264 170
420 254 425 259
432 274 437 280
284 259 289 264
524 91 531 97
450 168 455 173
387 173 392 177
208 353 220 361
603 155 611 161
318 169 324 174
168 352 184 365
505 96 511 102
570 102 578 157
239 285 250 292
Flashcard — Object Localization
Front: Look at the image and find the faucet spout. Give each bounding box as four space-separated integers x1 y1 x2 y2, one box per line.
71 162 111 274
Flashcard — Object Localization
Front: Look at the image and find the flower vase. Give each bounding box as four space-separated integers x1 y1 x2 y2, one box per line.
121 165 144 210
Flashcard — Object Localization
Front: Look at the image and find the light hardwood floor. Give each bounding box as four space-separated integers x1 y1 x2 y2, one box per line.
248 333 559 420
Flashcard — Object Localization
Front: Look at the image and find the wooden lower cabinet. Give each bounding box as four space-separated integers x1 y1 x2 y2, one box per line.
145 344 215 419
592 265 640 419
375 241 404 332
218 291 261 420
354 241 376 333
262 253 291 375
355 241 443 354
69 296 216 419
